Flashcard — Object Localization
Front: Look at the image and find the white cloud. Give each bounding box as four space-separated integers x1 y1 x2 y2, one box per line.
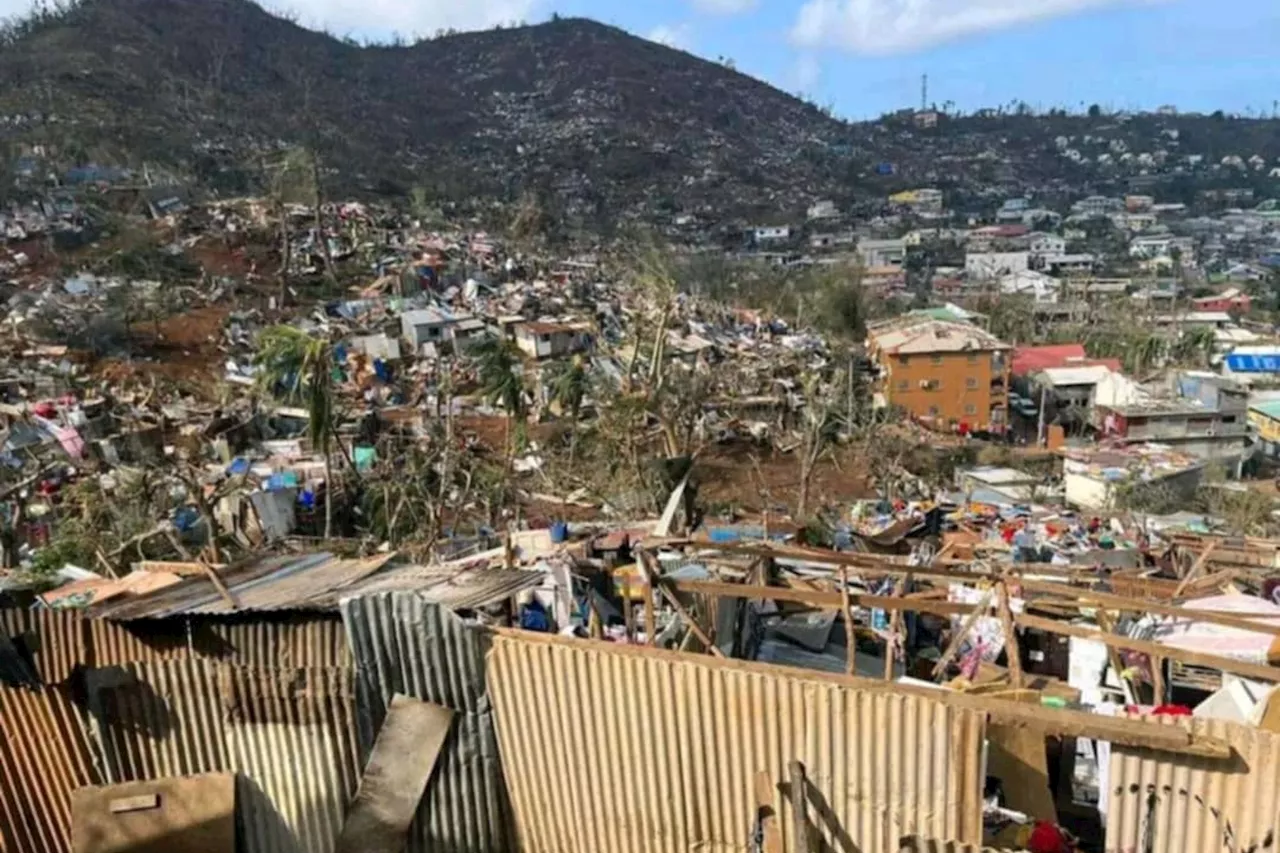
791 0 1164 55
691 0 758 15
647 23 693 50
264 0 541 38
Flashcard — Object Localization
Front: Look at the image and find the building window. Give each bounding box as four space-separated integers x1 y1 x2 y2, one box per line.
899 356 910 367
965 404 977 415
539 334 551 342
931 354 944 365
1223 415 1237 424
966 377 978 389
928 406 940 417
897 380 909 392
967 353 979 364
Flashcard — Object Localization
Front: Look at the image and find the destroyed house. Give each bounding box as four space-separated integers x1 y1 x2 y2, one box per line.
868 319 1011 432
400 307 475 351
512 321 591 360
1094 375 1248 463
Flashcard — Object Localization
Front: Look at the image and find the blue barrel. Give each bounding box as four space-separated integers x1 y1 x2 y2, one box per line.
550 521 569 544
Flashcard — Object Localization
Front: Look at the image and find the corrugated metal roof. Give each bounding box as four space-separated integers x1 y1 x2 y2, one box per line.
345 566 543 609
340 593 516 853
0 685 99 853
89 553 396 621
221 664 362 853
486 631 986 853
1107 715 1280 853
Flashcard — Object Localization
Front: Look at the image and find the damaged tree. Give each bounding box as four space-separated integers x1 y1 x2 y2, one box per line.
796 369 849 520
254 325 340 539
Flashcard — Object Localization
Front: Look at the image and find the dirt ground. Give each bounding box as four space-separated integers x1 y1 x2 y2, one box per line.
92 304 231 389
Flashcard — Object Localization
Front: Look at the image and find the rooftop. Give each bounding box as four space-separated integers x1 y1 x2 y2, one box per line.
868 319 1008 355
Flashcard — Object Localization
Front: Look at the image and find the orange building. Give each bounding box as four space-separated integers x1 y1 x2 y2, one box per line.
867 319 1012 432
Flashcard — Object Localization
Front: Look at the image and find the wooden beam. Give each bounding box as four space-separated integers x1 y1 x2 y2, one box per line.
663 579 974 618
1173 543 1217 598
841 564 854 677
1018 577 1280 638
1095 610 1136 705
754 771 783 853
934 589 994 679
640 553 725 658
885 574 909 681
997 581 1023 689
199 561 237 610
789 761 811 853
1016 612 1280 684
640 551 656 647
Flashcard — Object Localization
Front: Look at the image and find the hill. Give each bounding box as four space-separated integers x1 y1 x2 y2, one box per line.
0 0 856 225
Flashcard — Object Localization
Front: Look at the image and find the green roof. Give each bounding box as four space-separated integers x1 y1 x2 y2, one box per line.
1249 400 1280 421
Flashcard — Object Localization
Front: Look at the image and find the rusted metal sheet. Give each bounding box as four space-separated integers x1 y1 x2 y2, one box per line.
347 566 544 609
0 607 86 684
898 840 1018 853
0 685 99 853
487 632 987 853
86 660 229 783
90 553 394 621
340 593 516 853
204 614 353 669
1106 715 1280 853
221 664 362 853
87 617 189 669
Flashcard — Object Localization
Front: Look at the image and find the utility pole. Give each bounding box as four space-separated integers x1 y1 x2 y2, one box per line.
921 74 928 112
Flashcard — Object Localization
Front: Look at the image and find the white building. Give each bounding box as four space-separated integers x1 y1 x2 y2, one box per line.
807 200 839 221
858 238 907 269
966 251 1030 280
752 226 792 243
999 270 1060 303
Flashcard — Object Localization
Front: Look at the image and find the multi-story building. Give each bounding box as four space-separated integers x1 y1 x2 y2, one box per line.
1093 373 1249 465
867 319 1011 432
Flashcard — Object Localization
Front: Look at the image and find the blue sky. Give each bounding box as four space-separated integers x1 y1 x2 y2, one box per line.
4 0 1276 119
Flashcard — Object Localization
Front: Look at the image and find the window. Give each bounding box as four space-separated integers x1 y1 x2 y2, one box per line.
967 353 979 364
928 406 940 417
966 377 978 389
897 380 909 392
965 404 978 415
1223 415 1238 424
899 355 910 367
427 327 440 339
539 334 551 342
931 354 944 365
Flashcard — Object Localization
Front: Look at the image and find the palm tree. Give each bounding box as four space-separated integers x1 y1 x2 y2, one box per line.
255 325 339 538
469 335 527 464
546 355 591 462
1174 325 1217 369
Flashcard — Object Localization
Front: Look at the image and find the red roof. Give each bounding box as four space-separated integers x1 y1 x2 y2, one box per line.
1012 344 1121 376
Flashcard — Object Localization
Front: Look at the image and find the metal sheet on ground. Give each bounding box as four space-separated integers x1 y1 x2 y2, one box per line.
335 695 456 853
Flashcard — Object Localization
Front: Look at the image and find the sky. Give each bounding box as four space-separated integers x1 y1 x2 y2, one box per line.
2 0 1278 120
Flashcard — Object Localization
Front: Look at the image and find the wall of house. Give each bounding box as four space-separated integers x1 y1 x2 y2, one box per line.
880 350 1009 430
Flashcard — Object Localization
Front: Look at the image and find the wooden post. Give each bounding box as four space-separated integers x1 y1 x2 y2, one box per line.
1173 543 1216 598
623 591 635 642
1152 655 1167 705
998 581 1024 689
885 574 909 680
841 564 855 676
788 761 811 853
754 771 783 853
640 551 656 646
933 588 994 679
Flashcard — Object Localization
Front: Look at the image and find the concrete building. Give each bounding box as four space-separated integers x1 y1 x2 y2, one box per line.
966 251 1030 280
867 318 1011 432
857 238 907 269
1093 374 1249 464
1062 445 1204 511
512 321 591 360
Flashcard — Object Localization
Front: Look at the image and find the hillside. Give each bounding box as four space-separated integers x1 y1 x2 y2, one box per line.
0 0 856 223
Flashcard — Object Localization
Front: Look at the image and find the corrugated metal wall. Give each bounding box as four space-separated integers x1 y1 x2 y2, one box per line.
0 685 99 853
221 664 362 853
1106 716 1280 853
486 633 986 853
340 593 516 853
87 659 230 781
207 615 352 669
